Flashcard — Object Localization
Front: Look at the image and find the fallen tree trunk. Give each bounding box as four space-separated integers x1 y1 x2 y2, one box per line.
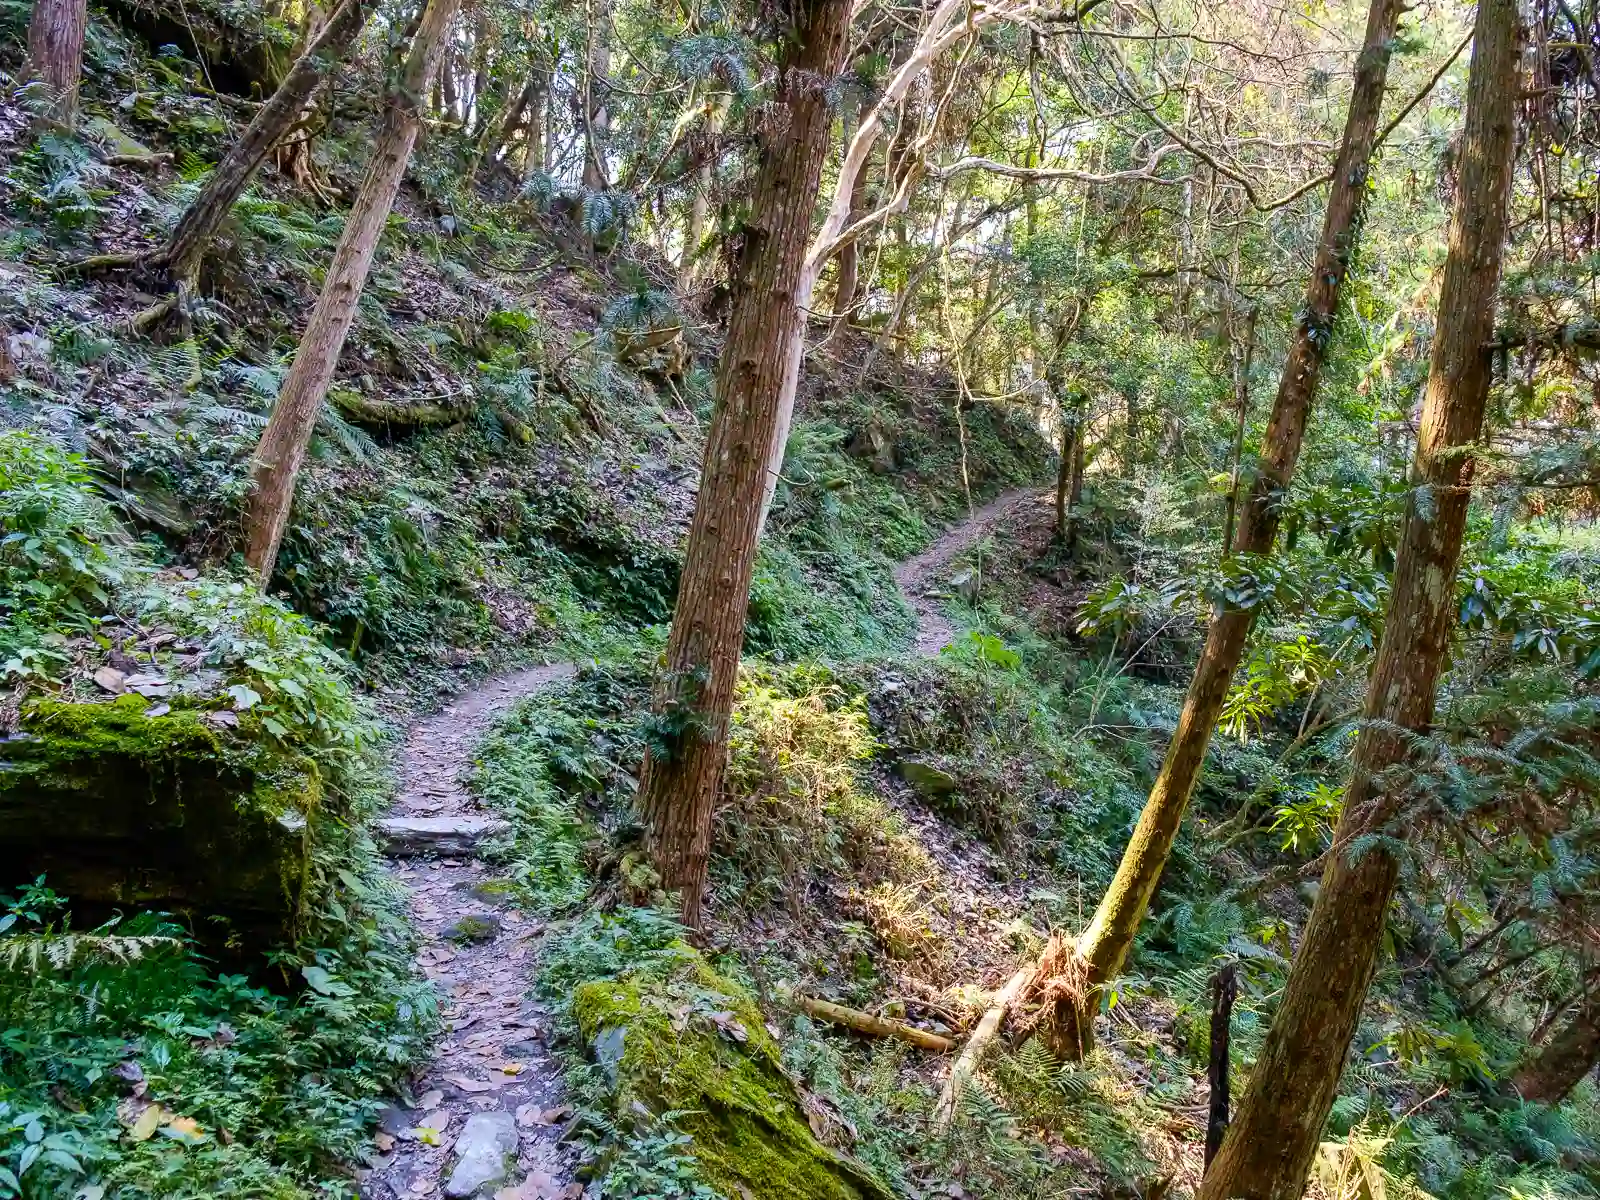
796 996 954 1053
330 392 475 428
932 964 1033 1132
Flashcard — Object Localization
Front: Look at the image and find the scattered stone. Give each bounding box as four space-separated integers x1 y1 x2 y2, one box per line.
950 567 982 602
897 758 958 798
464 879 518 908
444 1111 519 1198
379 816 510 857
445 914 502 943
377 1105 413 1138
93 666 127 694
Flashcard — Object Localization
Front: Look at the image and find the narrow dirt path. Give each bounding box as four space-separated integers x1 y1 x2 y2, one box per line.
894 488 1043 655
360 488 1044 1198
363 664 579 1200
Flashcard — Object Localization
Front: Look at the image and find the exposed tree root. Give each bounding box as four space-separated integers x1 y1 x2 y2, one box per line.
1014 933 1095 1062
129 275 197 341
65 250 151 275
331 392 477 428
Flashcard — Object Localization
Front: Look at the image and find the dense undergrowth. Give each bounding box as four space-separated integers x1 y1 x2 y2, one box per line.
0 433 436 1197
469 468 1600 1200
0 5 1050 1197
5 2 1600 1198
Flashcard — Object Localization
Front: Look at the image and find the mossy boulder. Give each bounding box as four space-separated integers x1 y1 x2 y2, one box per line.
573 952 894 1200
0 695 315 952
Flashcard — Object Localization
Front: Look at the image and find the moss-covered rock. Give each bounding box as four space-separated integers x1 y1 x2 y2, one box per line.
573 951 894 1200
0 694 315 952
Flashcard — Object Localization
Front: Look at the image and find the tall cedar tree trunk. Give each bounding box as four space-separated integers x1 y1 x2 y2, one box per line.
241 0 460 585
156 0 375 283
637 0 852 929
1054 0 1405 1056
1198 2 1518 1194
25 0 87 126
1514 995 1600 1104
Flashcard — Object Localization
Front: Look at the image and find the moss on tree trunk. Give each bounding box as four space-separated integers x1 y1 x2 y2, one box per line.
1058 0 1406 1058
1198 1 1519 1192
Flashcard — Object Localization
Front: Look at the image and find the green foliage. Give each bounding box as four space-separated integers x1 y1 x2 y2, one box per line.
719 666 926 908
1270 780 1344 855
0 135 110 242
0 874 434 1199
0 432 133 678
473 669 636 910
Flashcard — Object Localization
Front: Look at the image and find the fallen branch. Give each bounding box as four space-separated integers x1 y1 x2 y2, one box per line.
330 392 475 428
932 964 1033 1132
795 996 954 1053
105 151 175 169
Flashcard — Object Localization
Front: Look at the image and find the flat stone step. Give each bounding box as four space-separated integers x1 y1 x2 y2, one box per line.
378 816 509 858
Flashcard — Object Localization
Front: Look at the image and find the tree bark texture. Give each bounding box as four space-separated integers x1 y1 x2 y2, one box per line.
1205 962 1238 1170
25 0 88 126
636 0 852 928
241 0 460 586
1514 995 1600 1105
831 93 873 324
1199 2 1518 1194
1066 0 1405 1032
582 0 611 191
158 0 376 282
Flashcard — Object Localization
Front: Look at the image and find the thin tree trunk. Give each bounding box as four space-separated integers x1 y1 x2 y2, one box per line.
1514 995 1600 1105
241 0 460 586
831 92 873 325
24 0 87 126
1055 418 1072 542
467 6 490 132
466 75 512 177
636 0 852 929
1056 0 1407 1057
157 0 376 283
486 78 536 171
1067 424 1085 551
525 69 549 174
758 0 1084 536
1220 302 1258 556
679 92 721 290
582 0 611 191
440 42 460 120
1199 2 1517 1193
1055 397 1084 547
1205 962 1238 1170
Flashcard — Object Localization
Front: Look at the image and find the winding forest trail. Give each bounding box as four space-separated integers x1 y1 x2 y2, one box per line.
363 488 1042 1199
895 488 1040 654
